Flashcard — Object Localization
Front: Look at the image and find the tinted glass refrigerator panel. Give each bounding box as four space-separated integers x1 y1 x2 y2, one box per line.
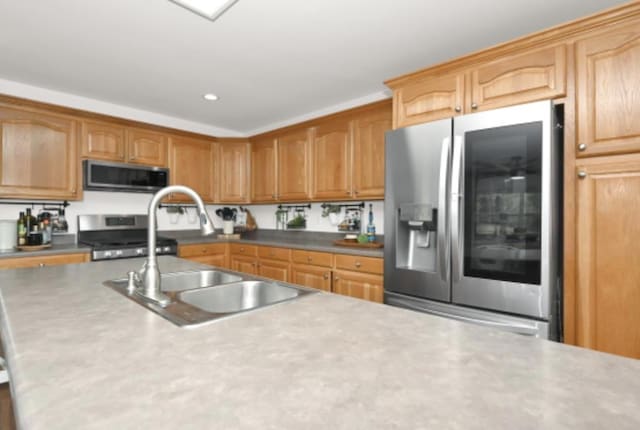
463 122 542 284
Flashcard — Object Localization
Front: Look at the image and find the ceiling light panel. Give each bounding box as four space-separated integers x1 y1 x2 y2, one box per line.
169 0 239 21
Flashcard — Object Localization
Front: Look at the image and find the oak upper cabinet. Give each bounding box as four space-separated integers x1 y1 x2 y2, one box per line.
390 71 464 128
167 136 216 203
218 140 250 203
250 137 277 202
125 128 168 167
311 119 352 200
0 105 80 200
574 154 640 359
575 19 640 157
81 120 126 161
469 44 567 112
352 104 391 199
277 129 311 201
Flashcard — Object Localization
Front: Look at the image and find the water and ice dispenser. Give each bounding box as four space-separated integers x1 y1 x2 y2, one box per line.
395 204 437 272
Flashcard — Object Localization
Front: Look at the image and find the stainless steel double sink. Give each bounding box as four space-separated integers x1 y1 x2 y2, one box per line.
104 269 316 328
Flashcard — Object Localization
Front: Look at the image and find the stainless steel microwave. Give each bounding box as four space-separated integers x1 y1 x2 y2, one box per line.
83 160 169 193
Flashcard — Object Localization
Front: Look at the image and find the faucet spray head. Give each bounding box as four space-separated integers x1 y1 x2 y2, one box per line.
200 211 215 236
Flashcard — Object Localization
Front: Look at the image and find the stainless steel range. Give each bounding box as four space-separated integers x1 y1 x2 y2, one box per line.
77 214 178 261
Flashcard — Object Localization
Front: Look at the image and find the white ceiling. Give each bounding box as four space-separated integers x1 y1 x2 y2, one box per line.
0 0 626 135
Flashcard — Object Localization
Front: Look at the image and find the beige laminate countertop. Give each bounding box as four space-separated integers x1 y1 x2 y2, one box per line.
0 257 639 429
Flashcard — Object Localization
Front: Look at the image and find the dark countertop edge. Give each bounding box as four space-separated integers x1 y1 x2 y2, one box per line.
0 244 91 259
173 236 384 258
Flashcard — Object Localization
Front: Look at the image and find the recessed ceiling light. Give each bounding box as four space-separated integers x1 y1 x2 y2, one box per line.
203 93 219 101
169 0 239 21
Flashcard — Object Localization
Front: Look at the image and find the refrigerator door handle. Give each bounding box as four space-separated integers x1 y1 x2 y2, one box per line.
399 302 540 336
450 135 463 282
437 137 451 283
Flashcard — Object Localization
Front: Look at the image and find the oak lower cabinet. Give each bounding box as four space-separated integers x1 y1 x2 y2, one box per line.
0 105 80 200
178 243 229 269
0 252 89 270
167 136 217 203
333 270 384 303
256 246 290 282
575 18 640 158
574 154 640 359
230 255 258 275
290 249 334 292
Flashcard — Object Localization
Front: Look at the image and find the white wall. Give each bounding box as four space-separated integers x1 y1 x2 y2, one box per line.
0 195 385 235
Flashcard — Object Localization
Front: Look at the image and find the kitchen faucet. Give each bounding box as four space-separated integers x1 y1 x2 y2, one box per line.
135 185 215 306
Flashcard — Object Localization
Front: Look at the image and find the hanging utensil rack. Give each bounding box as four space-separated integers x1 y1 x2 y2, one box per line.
0 200 70 211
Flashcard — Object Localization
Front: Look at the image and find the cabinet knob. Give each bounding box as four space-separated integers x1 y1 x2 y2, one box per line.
471 102 478 110
240 247 245 252
578 143 587 152
71 189 76 194
323 272 329 280
355 261 361 268
38 263 45 267
454 106 461 113
130 156 136 160
334 276 340 281
578 171 587 179
272 194 276 198
307 256 312 262
353 190 359 195
346 191 351 195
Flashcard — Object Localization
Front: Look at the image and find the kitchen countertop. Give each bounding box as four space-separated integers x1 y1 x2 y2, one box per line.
162 229 384 258
1 257 639 429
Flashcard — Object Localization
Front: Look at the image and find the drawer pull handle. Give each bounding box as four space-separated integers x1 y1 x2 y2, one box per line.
39 263 45 267
307 256 312 262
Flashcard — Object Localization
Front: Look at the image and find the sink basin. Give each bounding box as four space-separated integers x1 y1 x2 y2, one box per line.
179 281 301 313
104 269 316 327
160 270 242 292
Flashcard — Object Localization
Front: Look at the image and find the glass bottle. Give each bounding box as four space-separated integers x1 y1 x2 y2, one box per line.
367 204 376 242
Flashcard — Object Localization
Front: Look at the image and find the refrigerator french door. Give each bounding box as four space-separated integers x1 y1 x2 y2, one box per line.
384 100 560 339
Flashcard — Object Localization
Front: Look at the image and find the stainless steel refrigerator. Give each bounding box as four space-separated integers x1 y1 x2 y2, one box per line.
384 100 561 340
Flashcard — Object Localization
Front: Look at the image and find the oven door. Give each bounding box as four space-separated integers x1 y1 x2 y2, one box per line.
83 160 169 193
450 100 560 320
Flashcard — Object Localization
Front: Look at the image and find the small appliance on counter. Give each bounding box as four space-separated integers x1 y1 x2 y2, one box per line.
77 214 177 261
0 220 17 251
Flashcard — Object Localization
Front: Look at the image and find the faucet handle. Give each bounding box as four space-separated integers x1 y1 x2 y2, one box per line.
126 271 139 293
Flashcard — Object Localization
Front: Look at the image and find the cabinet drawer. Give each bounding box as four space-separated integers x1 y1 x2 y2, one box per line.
291 250 333 267
178 243 227 258
257 246 291 262
230 243 258 257
334 254 383 275
0 252 89 270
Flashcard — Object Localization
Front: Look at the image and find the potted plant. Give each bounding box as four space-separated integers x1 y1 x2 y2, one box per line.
321 204 342 226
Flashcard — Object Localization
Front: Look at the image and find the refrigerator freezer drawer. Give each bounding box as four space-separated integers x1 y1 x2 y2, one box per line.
385 291 553 340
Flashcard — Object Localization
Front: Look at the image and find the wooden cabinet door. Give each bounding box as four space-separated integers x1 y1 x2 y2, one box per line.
218 141 250 203
575 154 640 359
258 259 289 282
250 137 277 202
312 120 352 200
126 128 168 167
291 264 332 292
470 44 566 112
575 20 640 157
0 253 89 270
277 129 311 201
230 255 258 275
393 72 464 128
167 136 216 203
352 105 391 199
81 120 125 161
0 106 79 200
333 270 383 303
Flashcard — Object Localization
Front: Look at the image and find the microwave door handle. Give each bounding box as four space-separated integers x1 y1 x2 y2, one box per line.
437 137 451 283
450 135 463 282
